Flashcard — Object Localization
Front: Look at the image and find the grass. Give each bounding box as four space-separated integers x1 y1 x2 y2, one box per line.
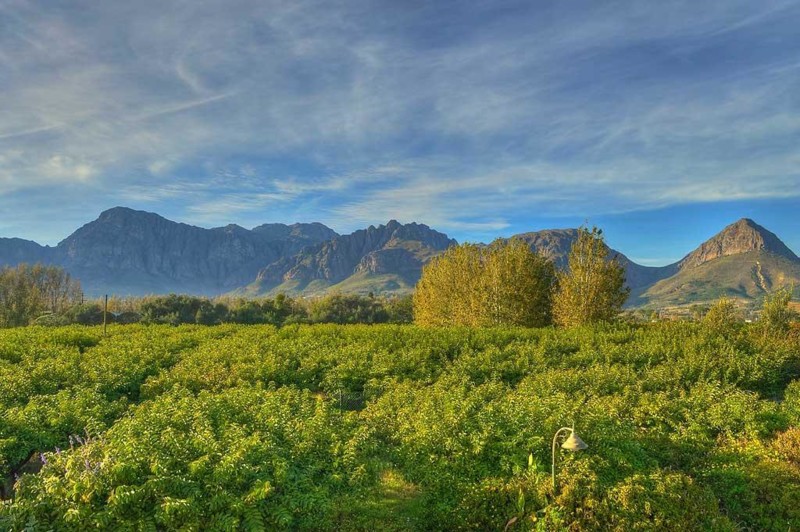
337 468 424 531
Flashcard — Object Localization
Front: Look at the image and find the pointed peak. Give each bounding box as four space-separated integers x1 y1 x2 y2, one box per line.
728 217 762 231
98 206 135 218
679 218 797 269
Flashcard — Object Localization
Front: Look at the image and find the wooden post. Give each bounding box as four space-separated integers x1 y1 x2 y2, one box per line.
103 294 108 336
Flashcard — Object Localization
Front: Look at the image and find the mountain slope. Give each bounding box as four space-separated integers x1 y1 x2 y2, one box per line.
1 209 797 306
57 207 341 295
245 220 456 296
638 251 800 307
0 238 52 267
636 219 800 308
509 229 676 298
1 207 339 296
677 218 797 269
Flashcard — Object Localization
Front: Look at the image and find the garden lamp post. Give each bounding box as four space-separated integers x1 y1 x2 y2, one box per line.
551 425 588 492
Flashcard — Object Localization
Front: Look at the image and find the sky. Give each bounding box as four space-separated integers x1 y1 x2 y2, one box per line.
1 0 799 265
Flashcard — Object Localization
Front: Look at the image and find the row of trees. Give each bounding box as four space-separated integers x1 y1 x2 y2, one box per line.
701 288 798 338
0 264 82 327
52 293 414 327
414 226 629 327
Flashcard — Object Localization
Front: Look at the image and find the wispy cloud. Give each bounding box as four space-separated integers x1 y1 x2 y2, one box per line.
0 0 799 247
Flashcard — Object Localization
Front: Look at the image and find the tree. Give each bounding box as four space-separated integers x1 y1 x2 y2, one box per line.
195 301 229 325
385 295 414 324
702 297 741 337
308 294 389 324
0 264 82 327
758 287 796 337
414 239 556 327
414 243 483 327
140 294 191 325
64 303 105 325
478 239 557 326
552 226 629 327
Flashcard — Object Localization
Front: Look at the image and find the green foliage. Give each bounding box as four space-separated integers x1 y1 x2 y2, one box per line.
5 387 362 530
599 471 735 530
0 263 82 327
414 239 556 327
553 226 630 327
63 302 105 325
52 293 409 328
0 322 799 530
308 294 389 324
759 287 797 337
702 297 741 338
384 295 414 324
140 294 211 325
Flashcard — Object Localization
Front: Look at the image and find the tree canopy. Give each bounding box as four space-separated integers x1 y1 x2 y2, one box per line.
0 264 82 327
552 226 629 327
414 239 556 327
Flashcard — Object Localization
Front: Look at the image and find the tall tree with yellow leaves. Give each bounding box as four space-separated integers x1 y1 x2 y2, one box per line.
552 226 629 327
414 239 556 327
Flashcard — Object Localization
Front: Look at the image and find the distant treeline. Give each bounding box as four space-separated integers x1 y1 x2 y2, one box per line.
42 293 413 327
0 264 82 327
0 264 412 327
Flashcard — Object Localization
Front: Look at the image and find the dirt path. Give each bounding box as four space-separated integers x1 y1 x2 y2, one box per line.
755 261 769 292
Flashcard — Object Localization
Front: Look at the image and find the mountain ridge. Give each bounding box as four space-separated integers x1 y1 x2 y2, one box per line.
0 209 797 307
245 220 456 296
677 218 798 270
634 218 800 308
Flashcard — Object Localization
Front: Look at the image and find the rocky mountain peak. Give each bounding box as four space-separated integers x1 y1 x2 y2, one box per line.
251 222 338 242
678 218 798 270
95 206 167 226
251 220 457 293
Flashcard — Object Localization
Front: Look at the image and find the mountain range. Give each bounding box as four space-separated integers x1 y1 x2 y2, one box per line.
1 207 798 308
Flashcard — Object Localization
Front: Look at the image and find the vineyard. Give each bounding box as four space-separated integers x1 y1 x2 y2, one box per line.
1 323 799 530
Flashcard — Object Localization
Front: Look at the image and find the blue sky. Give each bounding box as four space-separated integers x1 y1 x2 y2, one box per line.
1 0 799 264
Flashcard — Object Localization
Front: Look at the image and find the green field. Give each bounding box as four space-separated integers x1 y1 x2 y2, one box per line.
1 323 799 530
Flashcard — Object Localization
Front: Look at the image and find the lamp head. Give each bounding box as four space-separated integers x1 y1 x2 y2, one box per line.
561 431 588 451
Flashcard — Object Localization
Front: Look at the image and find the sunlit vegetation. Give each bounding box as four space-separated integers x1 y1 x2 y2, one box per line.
0 264 82 327
414 239 557 327
0 278 414 328
1 318 799 530
552 226 629 328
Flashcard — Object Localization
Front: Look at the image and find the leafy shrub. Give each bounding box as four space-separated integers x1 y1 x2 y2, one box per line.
702 298 741 338
1 323 798 530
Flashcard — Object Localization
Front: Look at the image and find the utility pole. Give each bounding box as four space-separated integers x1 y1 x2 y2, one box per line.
103 294 108 336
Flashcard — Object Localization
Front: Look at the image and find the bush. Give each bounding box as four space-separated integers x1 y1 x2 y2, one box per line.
702 298 741 337
63 303 105 325
308 294 389 324
759 288 797 337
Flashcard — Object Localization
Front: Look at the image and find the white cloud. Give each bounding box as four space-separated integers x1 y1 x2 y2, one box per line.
0 0 799 241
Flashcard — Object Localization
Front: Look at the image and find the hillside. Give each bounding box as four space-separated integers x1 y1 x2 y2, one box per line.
677 218 797 269
245 220 456 296
58 207 342 295
636 219 800 308
636 251 800 308
0 207 339 296
510 229 676 297
0 209 798 307
0 238 53 267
